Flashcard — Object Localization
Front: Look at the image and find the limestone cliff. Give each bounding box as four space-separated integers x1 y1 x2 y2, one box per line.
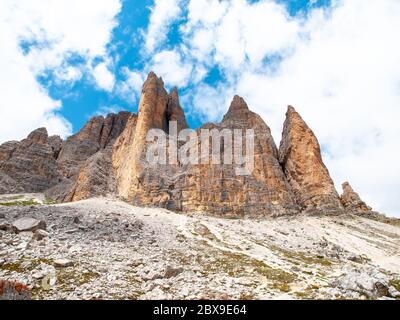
279 106 344 214
0 73 376 217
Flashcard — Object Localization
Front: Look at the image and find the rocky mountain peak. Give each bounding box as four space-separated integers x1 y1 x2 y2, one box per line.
279 105 344 214
142 71 166 97
166 87 188 132
0 74 378 217
27 127 49 144
228 95 249 112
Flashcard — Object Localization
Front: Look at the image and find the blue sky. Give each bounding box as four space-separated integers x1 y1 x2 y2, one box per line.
1 0 400 217
33 0 332 132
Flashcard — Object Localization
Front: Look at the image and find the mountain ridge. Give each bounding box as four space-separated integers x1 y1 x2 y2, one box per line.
0 72 378 217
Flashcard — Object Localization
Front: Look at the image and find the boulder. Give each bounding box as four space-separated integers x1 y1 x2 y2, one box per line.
53 259 74 268
12 217 46 233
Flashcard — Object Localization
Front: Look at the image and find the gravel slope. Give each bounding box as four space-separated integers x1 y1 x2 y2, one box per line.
1 197 399 300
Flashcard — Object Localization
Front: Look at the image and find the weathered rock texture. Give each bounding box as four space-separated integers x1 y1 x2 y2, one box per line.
0 128 60 193
113 72 188 201
340 182 372 214
279 106 344 214
46 111 132 202
0 72 374 217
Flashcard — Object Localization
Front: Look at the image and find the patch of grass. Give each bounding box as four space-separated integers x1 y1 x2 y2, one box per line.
389 279 400 292
264 242 333 267
254 264 296 283
294 285 321 299
0 258 53 274
0 262 27 273
56 268 100 290
43 197 57 205
239 292 256 300
0 199 39 206
272 283 291 293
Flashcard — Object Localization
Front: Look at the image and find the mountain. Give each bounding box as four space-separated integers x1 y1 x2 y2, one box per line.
0 72 375 217
1 73 399 301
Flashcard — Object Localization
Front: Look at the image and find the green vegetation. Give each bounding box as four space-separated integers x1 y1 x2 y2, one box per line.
0 262 27 273
0 198 39 206
389 278 400 292
43 197 57 205
256 241 334 268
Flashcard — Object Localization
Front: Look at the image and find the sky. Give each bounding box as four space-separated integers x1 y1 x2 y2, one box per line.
0 0 400 217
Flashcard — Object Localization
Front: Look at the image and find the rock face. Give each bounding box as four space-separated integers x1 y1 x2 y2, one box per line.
0 72 374 217
114 84 299 216
168 95 299 216
279 106 344 214
57 112 131 179
340 182 372 214
113 72 188 201
46 111 131 202
0 128 60 193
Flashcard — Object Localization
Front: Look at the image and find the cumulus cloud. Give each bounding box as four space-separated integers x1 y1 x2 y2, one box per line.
151 50 193 87
0 0 121 142
158 0 400 216
117 67 146 103
144 0 183 53
183 83 234 122
92 62 116 92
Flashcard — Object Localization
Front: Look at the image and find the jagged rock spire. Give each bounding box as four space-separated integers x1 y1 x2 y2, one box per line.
223 95 250 123
340 181 372 214
228 95 249 112
279 106 344 214
166 87 188 132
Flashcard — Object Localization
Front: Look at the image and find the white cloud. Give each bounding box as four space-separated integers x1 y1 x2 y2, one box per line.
168 0 400 217
145 0 183 53
183 83 234 122
55 66 83 83
182 0 300 72
92 62 116 92
117 67 146 103
0 0 121 142
151 50 193 87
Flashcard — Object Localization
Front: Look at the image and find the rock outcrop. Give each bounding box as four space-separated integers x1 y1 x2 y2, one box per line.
0 72 375 217
113 72 187 201
279 106 344 214
340 182 372 214
46 111 131 202
0 128 60 192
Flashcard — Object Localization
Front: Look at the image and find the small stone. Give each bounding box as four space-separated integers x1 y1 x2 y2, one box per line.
53 259 74 268
65 228 79 234
32 271 46 280
164 266 183 279
128 258 143 267
0 258 5 266
33 229 49 241
0 213 5 219
73 217 81 224
16 242 28 250
375 282 389 297
12 217 46 233
142 270 162 281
